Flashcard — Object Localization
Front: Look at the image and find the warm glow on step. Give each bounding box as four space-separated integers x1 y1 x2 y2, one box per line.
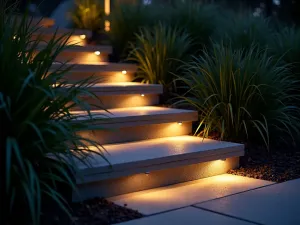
80 34 86 40
178 122 182 126
65 36 86 46
122 70 127 74
141 94 145 97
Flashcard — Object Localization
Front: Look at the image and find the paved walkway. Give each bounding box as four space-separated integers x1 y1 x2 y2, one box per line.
113 175 300 225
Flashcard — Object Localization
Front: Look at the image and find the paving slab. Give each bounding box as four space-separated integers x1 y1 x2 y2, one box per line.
196 178 300 225
109 174 273 215
117 207 255 225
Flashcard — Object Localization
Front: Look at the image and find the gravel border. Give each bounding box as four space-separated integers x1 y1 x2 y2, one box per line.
228 148 300 182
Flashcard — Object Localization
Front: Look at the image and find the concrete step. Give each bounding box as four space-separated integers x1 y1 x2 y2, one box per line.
32 27 92 46
73 136 244 200
51 63 137 83
73 106 197 144
37 44 112 63
73 82 163 109
14 15 55 28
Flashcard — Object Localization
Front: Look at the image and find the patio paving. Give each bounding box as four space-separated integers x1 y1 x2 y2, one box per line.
196 178 300 225
116 176 300 225
117 207 256 225
110 174 273 215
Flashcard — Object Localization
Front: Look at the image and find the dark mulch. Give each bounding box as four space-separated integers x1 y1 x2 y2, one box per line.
71 197 143 225
41 197 143 225
228 146 300 182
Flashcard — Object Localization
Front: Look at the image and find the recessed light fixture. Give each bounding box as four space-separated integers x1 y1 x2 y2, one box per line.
178 122 183 126
13 35 17 40
141 94 145 97
145 172 150 176
122 70 127 74
94 51 101 55
79 34 86 40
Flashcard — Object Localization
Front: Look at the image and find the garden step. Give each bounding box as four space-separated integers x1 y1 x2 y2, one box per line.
72 106 197 127
50 63 137 83
73 136 244 200
31 27 92 46
73 106 197 144
36 44 112 63
14 15 55 28
73 82 163 109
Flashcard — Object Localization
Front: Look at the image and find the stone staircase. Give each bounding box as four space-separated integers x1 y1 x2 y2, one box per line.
35 17 244 202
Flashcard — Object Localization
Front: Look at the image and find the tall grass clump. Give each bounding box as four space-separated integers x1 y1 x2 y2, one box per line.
128 23 192 96
270 27 300 78
174 44 300 149
1 3 107 225
108 3 165 61
71 0 105 33
167 1 221 54
215 13 273 51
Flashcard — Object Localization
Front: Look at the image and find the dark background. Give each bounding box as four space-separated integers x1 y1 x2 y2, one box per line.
11 0 300 26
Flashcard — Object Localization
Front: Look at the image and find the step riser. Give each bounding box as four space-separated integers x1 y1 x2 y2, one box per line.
78 122 192 145
14 16 55 28
71 94 159 109
31 34 87 46
73 157 240 201
62 72 135 83
54 52 109 64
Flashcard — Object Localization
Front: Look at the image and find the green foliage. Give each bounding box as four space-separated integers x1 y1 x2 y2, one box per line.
270 27 300 77
215 13 273 51
174 44 300 148
108 3 165 60
128 23 192 92
109 1 222 60
1 5 107 225
166 1 221 53
71 0 105 32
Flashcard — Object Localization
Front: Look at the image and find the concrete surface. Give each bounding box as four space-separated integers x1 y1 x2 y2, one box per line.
116 207 255 225
50 0 74 28
76 136 243 176
88 82 163 95
109 174 273 215
196 178 300 225
78 122 192 145
71 106 198 124
73 158 240 200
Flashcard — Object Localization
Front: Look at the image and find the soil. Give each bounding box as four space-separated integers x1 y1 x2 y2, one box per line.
228 146 300 182
41 197 143 225
71 197 143 225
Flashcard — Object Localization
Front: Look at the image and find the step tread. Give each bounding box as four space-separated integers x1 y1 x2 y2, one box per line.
76 136 244 180
87 82 163 94
34 27 92 37
71 106 197 121
51 62 137 72
37 44 112 53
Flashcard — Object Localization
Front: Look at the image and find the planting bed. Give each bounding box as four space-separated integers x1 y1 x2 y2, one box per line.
228 147 300 182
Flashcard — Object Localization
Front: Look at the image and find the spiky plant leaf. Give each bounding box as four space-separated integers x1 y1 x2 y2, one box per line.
108 3 165 60
1 2 108 225
166 1 221 54
128 23 192 93
174 43 300 149
215 13 273 51
71 0 104 32
270 27 300 78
